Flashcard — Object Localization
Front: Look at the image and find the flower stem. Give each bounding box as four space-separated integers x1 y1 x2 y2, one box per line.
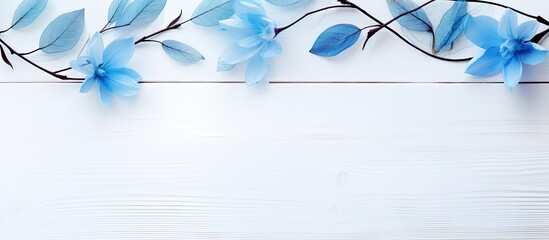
447 0 549 26
532 28 549 44
0 38 84 80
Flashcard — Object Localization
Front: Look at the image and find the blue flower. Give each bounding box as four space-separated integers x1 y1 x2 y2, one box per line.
217 0 282 86
70 32 142 105
464 9 548 91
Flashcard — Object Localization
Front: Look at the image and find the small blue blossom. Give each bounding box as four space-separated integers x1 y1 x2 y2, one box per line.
217 0 282 86
464 9 548 91
70 32 142 105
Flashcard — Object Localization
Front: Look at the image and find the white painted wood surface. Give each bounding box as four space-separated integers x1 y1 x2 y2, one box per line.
2 84 549 239
2 0 549 239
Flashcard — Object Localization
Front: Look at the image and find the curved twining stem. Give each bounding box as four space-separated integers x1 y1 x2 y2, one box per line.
274 5 355 37
365 0 437 49
343 0 472 62
274 0 470 62
370 0 549 53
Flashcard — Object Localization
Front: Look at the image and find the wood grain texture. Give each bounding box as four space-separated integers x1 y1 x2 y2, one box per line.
1 83 549 239
0 0 548 83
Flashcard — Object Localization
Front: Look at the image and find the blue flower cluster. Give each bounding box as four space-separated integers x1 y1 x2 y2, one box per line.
465 9 548 91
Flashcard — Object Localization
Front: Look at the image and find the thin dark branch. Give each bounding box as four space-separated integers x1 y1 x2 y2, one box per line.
135 1 232 45
19 48 42 56
448 0 549 25
275 5 355 37
54 67 72 74
100 23 130 33
0 38 84 80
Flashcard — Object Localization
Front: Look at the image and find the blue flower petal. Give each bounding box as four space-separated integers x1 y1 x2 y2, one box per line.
465 47 504 76
233 0 265 19
103 38 135 69
519 43 549 65
70 56 96 76
80 76 97 93
102 71 140 96
260 41 282 58
220 19 257 39
503 55 523 92
465 15 504 49
115 68 142 82
516 20 539 41
217 61 236 72
498 9 518 39
218 43 262 65
219 18 247 30
98 82 113 106
244 15 270 31
88 32 104 65
245 55 270 86
237 35 262 48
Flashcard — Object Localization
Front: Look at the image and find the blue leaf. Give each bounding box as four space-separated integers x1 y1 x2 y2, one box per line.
116 0 167 28
434 0 467 52
310 24 362 57
191 0 234 27
11 0 48 29
265 0 308 6
39 9 85 54
108 0 128 24
162 40 205 64
386 0 433 32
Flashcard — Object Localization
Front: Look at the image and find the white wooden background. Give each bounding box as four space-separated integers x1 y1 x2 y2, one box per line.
1 0 549 239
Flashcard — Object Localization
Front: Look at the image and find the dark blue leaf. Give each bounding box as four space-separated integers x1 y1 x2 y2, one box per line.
116 0 167 28
434 0 468 52
191 0 234 27
265 0 308 6
310 24 362 57
39 9 85 54
11 0 48 29
162 40 205 64
386 0 433 32
108 0 128 24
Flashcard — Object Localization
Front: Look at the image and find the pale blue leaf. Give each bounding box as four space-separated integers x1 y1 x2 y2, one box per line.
162 40 205 64
265 0 308 6
39 9 85 54
434 0 467 52
386 0 433 32
116 0 167 28
11 0 48 29
108 0 128 24
310 24 361 57
191 0 233 27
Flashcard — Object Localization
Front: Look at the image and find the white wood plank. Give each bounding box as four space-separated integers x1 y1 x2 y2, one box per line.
1 83 549 239
1 0 548 83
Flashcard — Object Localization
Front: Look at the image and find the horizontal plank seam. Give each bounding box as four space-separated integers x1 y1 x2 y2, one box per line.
1 81 549 84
